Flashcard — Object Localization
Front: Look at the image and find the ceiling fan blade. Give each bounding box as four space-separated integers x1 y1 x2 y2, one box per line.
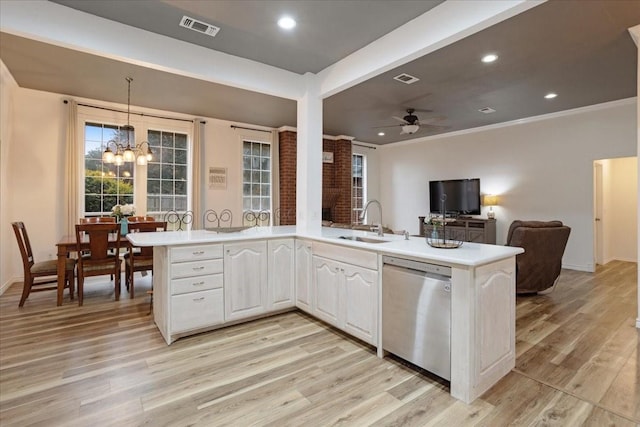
392 116 409 124
418 115 447 125
372 124 403 129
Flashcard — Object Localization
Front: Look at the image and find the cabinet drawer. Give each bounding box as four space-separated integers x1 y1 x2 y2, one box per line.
171 288 224 332
171 273 223 295
171 259 223 279
171 244 223 263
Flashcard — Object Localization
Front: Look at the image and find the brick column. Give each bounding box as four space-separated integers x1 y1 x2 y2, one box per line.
278 131 297 225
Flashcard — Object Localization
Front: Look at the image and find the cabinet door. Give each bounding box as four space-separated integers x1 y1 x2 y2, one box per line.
267 239 295 311
343 264 378 345
224 241 268 321
295 240 313 313
467 229 485 243
312 256 341 327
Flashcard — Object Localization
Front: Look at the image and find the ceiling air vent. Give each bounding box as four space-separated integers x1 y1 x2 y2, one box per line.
393 73 420 85
478 107 496 114
180 16 220 37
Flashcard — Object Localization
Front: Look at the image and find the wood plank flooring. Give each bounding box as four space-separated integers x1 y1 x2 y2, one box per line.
1 261 638 426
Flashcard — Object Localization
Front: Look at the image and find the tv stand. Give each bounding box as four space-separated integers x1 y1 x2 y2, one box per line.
418 216 496 244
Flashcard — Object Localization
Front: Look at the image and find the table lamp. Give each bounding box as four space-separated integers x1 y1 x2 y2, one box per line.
483 195 498 219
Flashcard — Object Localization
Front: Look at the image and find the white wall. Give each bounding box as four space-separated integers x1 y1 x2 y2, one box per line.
1 60 17 292
202 119 273 225
379 100 637 272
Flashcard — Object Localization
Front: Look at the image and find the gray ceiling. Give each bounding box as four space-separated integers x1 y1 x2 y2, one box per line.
1 0 639 145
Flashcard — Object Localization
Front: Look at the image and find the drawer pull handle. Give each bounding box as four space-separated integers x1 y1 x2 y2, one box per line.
193 297 205 302
192 281 205 286
193 250 205 255
192 266 205 271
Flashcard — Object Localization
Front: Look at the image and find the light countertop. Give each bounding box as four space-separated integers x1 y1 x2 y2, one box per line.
127 225 523 267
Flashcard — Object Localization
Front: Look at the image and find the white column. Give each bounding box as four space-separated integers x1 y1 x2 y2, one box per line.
296 73 323 233
629 25 640 329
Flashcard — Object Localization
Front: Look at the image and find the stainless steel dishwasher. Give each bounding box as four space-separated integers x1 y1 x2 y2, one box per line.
382 255 451 380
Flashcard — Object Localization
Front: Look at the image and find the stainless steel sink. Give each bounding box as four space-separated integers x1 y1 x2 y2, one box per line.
337 235 388 244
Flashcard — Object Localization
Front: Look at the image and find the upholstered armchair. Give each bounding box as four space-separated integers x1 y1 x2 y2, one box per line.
506 220 571 294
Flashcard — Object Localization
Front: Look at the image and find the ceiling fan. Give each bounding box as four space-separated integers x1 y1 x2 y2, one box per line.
376 108 446 135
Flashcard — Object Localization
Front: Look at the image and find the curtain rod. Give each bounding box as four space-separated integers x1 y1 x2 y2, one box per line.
230 125 273 133
353 143 377 150
64 100 201 124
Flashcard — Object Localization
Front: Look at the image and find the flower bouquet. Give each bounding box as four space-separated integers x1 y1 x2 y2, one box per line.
111 203 136 220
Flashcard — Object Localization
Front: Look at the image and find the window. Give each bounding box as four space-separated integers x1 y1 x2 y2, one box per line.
352 153 365 224
80 106 192 221
83 122 134 215
242 140 271 213
146 130 189 215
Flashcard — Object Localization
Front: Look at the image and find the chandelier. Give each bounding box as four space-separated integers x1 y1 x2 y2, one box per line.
102 77 153 166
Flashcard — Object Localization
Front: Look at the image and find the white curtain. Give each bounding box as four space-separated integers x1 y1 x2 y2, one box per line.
271 129 280 225
64 100 78 236
191 120 204 229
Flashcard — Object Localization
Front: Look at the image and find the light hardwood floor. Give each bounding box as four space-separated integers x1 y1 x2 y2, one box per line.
0 261 638 426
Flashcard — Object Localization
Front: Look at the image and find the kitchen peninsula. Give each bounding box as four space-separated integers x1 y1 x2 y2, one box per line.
127 226 523 404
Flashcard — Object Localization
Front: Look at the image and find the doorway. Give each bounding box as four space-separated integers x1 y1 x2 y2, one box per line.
593 157 638 266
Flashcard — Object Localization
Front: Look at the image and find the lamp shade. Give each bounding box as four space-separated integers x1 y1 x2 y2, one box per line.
483 195 498 206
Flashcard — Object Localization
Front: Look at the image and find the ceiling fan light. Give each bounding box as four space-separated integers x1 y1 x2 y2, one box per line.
402 124 420 134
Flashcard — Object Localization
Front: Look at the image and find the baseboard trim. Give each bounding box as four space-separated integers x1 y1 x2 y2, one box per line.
0 277 18 295
562 263 594 273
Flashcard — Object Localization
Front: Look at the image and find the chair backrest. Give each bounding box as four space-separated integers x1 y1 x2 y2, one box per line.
11 221 34 273
127 216 156 223
203 209 233 229
506 220 571 293
79 216 116 224
75 222 120 261
128 221 167 256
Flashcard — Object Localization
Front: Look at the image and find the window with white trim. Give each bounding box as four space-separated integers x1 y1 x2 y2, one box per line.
352 153 366 224
242 140 271 213
83 122 134 215
79 107 192 219
146 130 189 214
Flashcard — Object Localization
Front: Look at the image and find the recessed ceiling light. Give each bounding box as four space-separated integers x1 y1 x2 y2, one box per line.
544 93 557 99
378 132 385 136
481 54 498 63
278 16 296 30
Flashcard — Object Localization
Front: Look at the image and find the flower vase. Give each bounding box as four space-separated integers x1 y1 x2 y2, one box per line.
120 217 128 236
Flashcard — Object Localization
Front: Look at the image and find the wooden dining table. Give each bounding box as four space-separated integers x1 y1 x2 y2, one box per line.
55 234 131 306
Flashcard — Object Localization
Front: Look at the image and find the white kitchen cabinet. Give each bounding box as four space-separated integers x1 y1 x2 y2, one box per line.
342 264 378 345
312 256 341 326
267 238 295 311
295 239 313 313
312 251 378 346
152 244 225 344
224 240 268 321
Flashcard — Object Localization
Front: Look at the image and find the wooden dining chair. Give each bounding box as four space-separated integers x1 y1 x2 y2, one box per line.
79 216 116 224
127 216 155 223
124 221 167 299
12 222 76 307
75 222 121 306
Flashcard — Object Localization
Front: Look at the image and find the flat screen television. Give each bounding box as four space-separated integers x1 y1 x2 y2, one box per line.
429 178 481 215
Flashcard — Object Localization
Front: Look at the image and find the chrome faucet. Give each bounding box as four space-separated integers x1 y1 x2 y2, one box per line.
360 199 384 236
